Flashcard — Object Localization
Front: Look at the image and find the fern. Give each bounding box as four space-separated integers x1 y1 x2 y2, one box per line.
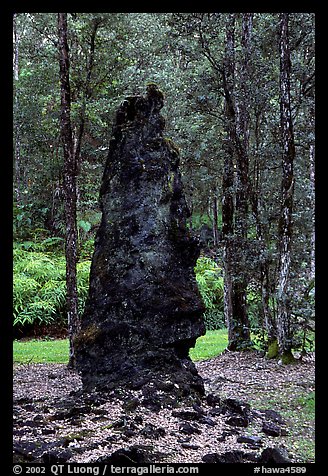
194 256 225 330
13 247 91 328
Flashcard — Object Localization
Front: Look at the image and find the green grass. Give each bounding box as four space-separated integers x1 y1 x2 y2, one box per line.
13 329 228 364
13 338 69 364
189 329 228 361
252 388 315 463
296 391 315 417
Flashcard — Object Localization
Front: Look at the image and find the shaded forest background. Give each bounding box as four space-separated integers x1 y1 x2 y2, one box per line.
13 13 315 363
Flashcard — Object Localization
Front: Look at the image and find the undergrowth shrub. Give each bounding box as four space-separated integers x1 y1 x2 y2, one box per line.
13 244 91 330
194 256 225 330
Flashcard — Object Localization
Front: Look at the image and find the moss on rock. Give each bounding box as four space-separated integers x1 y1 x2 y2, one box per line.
265 339 279 359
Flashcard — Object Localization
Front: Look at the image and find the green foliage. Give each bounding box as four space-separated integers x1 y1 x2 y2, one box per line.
194 256 225 330
76 260 91 313
191 213 213 230
13 13 314 350
79 238 95 260
13 203 33 240
78 219 92 234
13 246 91 328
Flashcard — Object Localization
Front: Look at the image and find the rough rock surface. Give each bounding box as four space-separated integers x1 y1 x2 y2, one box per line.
75 84 206 403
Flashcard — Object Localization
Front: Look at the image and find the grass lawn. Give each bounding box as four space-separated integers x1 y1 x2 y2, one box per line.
13 338 69 364
189 329 228 361
13 329 228 364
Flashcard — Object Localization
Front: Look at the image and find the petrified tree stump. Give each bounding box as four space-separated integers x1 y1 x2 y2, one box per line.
75 84 205 405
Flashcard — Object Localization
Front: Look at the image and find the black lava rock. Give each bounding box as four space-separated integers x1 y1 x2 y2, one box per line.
202 450 246 463
226 415 249 427
262 421 288 437
237 435 263 446
75 85 205 403
179 422 202 435
258 447 291 463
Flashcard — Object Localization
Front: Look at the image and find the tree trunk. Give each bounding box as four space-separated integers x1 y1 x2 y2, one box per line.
276 13 296 364
309 143 315 281
221 14 236 343
73 17 102 173
230 15 253 350
13 14 21 205
58 12 79 368
222 141 234 338
212 193 219 247
13 14 19 81
221 14 252 350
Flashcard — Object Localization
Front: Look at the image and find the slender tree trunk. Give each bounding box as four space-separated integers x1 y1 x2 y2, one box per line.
276 13 296 364
212 192 219 247
13 14 21 205
221 14 252 350
58 13 79 368
222 14 236 345
230 14 254 349
57 14 102 367
252 107 278 356
13 14 19 81
73 17 101 172
309 143 315 281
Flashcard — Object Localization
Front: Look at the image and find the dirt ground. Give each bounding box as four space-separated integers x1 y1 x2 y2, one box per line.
13 350 315 464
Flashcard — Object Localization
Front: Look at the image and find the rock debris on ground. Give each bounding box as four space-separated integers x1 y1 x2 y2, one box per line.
13 350 314 464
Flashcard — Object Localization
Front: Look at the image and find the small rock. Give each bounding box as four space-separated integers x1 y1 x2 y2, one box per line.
261 409 285 425
13 442 38 462
202 450 245 463
206 393 221 407
181 443 200 450
140 423 166 439
258 447 291 463
123 398 140 412
202 453 219 463
172 410 202 421
41 428 56 435
33 414 44 423
112 418 126 429
134 415 143 425
42 449 72 464
221 398 251 417
200 416 217 427
179 422 202 435
237 435 263 446
262 421 288 437
94 445 165 464
226 415 249 427
177 436 191 443
192 403 206 414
